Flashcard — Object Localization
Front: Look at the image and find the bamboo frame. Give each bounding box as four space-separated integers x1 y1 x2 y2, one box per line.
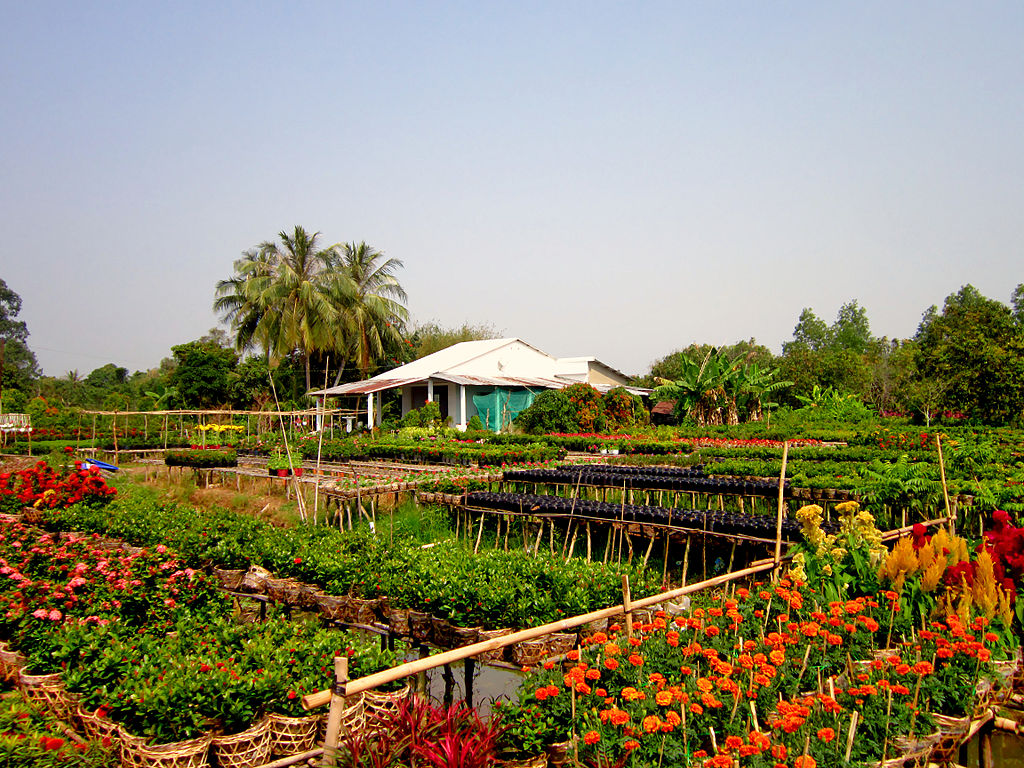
302 559 780 710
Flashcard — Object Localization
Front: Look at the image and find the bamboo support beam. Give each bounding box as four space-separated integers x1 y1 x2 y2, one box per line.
302 558 780 711
773 441 790 569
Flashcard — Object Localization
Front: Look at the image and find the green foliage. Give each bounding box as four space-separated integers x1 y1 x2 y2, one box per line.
915 284 1024 424
466 414 486 432
169 339 238 408
513 390 579 434
0 277 40 392
164 449 238 468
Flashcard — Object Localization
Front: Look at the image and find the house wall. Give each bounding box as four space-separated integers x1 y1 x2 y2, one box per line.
587 364 629 388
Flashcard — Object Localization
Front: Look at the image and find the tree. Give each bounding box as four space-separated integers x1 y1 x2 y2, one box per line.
215 226 344 391
215 228 409 392
409 322 502 360
915 285 1024 424
785 308 831 352
0 278 40 397
333 242 409 380
169 339 238 408
1012 283 1024 327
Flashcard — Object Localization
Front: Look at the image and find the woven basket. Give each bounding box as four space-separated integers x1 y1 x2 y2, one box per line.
118 726 211 768
579 618 608 641
362 685 411 723
346 597 378 625
317 594 350 622
18 668 75 721
475 628 513 662
494 752 549 768
297 583 324 609
545 633 577 658
320 698 366 743
0 512 24 524
431 616 454 647
22 506 44 525
240 567 271 594
928 713 972 764
511 639 549 668
266 577 302 605
388 607 411 637
409 611 432 643
76 703 120 745
266 713 320 757
545 741 572 768
212 568 245 591
449 625 481 649
210 718 271 768
0 644 27 684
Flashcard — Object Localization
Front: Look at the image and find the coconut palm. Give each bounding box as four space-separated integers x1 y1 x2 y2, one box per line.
215 226 344 390
334 242 409 379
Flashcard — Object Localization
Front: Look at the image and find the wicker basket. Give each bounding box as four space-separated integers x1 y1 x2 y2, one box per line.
118 726 211 768
0 512 24 524
449 625 482 649
928 713 972 764
266 577 302 605
210 717 271 768
297 583 324 610
545 633 577 658
511 639 549 668
317 594 350 622
18 668 75 721
431 616 454 647
388 607 411 637
320 697 366 743
545 741 572 768
362 685 411 723
494 752 549 768
22 506 44 525
474 628 513 662
409 611 432 643
0 643 27 684
212 568 245 591
76 703 120 746
579 618 608 641
240 566 271 594
346 597 378 625
266 713 320 757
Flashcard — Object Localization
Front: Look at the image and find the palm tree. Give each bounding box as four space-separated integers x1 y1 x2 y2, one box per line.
215 226 344 391
334 242 409 379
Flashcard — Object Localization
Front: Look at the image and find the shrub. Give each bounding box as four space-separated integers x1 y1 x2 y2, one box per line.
514 390 579 434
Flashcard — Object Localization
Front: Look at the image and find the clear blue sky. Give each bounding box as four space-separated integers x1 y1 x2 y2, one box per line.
3 2 1022 377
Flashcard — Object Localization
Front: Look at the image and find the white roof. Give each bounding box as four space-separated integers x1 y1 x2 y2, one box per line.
309 337 646 396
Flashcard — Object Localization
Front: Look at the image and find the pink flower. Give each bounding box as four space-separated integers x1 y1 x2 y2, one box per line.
48 609 62 621
32 608 48 619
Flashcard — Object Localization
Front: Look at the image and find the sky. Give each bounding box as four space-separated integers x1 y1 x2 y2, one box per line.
2 2 1022 378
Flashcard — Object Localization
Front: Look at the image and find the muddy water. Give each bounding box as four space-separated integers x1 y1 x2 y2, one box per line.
963 731 1024 767
404 654 524 717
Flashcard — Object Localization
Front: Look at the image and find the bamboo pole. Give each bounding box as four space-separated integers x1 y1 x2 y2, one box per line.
773 441 790 569
320 655 349 767
302 559 779 710
622 574 633 639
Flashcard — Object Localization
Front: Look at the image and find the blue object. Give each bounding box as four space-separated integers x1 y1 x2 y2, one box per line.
81 459 119 472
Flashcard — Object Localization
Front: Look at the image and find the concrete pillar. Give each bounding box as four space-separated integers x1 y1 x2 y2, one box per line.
459 385 467 430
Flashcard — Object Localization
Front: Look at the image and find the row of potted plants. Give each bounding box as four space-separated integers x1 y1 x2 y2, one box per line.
41 485 659 632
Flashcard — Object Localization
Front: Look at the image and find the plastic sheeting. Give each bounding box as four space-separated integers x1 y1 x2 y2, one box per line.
471 388 535 431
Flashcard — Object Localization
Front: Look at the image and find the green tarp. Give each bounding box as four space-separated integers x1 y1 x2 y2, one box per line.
471 388 535 431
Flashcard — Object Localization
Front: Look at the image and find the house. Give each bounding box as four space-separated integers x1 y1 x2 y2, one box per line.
308 338 647 431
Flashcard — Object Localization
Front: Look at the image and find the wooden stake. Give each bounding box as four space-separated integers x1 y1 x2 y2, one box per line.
773 441 790 570
844 712 858 764
622 574 633 639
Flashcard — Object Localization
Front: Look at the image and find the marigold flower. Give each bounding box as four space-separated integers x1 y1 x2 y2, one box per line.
817 727 836 742
583 730 600 745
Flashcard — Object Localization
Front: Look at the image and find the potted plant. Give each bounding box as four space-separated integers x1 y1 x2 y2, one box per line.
267 450 291 477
